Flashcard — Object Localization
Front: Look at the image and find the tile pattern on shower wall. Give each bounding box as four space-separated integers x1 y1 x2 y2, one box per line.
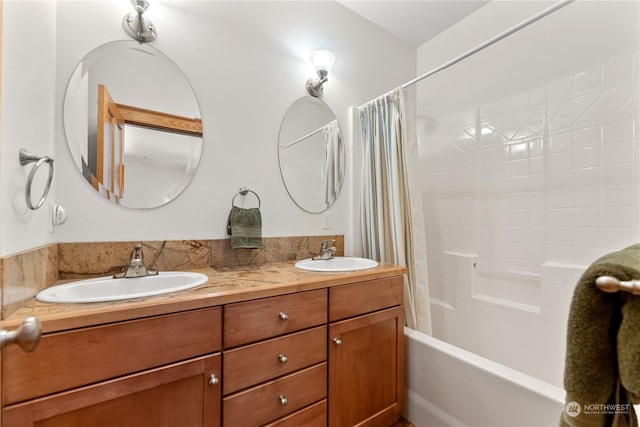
424 51 639 273
421 52 639 386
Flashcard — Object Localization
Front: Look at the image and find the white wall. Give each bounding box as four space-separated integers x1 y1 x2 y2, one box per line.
1 0 415 256
416 0 639 387
0 1 57 256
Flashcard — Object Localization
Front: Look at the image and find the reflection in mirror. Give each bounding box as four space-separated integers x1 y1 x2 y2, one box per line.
64 41 203 209
278 97 345 213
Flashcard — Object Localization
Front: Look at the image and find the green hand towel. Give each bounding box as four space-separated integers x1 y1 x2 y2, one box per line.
560 243 640 427
226 206 262 249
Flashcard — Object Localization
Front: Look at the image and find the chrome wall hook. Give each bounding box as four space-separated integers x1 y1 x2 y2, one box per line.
19 149 54 211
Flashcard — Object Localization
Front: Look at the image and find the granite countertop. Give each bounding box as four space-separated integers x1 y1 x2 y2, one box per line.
3 261 406 333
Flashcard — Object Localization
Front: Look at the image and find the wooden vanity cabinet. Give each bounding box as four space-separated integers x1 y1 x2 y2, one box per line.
2 273 405 427
328 277 405 427
2 307 223 427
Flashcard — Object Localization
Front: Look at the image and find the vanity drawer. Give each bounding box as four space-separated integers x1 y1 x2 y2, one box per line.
223 363 326 427
224 289 327 348
263 400 327 427
2 307 222 405
329 276 403 321
223 326 326 394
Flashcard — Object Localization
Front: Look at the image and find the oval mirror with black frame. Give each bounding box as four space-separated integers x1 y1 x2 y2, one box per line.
63 40 203 209
278 96 345 213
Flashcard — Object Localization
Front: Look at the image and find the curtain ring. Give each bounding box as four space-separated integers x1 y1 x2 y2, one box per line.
19 149 54 211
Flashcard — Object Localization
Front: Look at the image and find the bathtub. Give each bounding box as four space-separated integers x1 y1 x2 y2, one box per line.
403 327 566 427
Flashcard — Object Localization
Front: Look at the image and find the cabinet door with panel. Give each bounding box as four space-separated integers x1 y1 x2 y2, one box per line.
2 353 221 427
2 307 223 427
329 304 404 427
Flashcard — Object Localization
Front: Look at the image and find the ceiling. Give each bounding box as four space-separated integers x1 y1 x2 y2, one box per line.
337 0 489 46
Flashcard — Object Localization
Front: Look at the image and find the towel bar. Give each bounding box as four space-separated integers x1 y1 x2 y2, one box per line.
595 275 640 295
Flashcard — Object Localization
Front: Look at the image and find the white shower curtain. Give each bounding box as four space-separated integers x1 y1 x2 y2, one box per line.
323 119 343 207
358 88 432 334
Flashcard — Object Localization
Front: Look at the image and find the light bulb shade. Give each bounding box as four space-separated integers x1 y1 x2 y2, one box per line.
131 0 149 14
310 50 335 73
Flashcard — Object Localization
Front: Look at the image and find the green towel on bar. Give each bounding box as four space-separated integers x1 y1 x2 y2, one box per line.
226 206 262 249
560 243 640 427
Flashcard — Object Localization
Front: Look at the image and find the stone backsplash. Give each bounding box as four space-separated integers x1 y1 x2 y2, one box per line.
1 244 59 319
1 235 343 319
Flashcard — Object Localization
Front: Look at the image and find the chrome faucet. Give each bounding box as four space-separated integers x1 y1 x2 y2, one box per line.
114 244 158 278
312 239 336 260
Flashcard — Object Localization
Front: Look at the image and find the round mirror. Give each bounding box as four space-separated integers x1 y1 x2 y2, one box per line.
278 97 345 213
63 41 203 209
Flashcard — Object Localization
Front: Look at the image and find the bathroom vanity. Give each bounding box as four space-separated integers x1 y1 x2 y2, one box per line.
1 262 405 427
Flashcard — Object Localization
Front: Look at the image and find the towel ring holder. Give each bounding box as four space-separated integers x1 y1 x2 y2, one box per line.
19 149 54 211
232 187 261 209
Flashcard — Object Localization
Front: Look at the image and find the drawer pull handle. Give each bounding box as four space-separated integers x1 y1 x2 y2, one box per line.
278 312 289 321
278 353 288 364
278 395 288 406
332 337 342 346
0 317 42 352
209 374 219 386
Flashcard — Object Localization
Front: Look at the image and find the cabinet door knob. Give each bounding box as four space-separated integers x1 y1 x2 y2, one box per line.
0 317 42 352
278 395 288 406
209 374 219 386
278 312 289 321
332 337 342 346
278 353 288 364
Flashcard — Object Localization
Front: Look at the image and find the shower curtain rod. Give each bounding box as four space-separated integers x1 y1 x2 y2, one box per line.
279 119 337 149
360 0 574 109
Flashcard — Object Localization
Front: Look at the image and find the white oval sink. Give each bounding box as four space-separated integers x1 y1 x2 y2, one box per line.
36 272 209 303
295 257 379 272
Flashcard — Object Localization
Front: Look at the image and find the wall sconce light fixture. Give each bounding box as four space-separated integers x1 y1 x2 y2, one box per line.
123 0 157 43
306 49 335 97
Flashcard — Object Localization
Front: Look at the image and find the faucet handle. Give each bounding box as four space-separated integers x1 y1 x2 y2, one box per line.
131 244 143 260
321 239 335 250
